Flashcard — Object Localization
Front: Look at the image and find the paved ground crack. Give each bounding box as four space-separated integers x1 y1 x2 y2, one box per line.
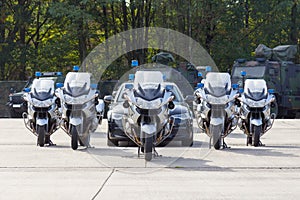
91 168 115 200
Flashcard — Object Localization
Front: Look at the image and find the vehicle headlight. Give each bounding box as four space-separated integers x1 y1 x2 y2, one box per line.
64 94 87 104
245 99 266 108
137 98 161 109
32 98 53 107
207 95 228 104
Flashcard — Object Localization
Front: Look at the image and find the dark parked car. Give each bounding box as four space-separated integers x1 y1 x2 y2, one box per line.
104 81 194 147
7 72 64 118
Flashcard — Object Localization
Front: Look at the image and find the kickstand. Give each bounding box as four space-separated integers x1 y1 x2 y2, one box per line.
138 146 141 158
258 141 265 146
48 140 56 146
223 139 230 149
153 147 161 158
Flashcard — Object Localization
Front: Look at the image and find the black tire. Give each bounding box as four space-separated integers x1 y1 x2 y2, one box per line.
144 136 153 161
210 125 222 150
37 125 46 147
70 125 78 150
79 139 85 146
182 125 194 147
253 125 262 147
107 129 119 146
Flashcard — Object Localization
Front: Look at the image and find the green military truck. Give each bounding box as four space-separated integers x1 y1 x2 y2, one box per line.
231 44 300 118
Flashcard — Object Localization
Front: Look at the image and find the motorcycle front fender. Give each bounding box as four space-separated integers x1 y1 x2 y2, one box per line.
141 124 156 135
36 118 48 126
210 117 224 126
251 118 262 126
70 117 82 126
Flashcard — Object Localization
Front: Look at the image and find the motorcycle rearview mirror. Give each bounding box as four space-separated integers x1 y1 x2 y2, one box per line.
56 83 64 88
123 100 130 108
125 83 133 90
197 83 204 89
268 89 275 94
168 101 175 109
104 95 113 103
23 88 31 92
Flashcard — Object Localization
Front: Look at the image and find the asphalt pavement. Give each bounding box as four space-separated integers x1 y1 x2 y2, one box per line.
0 119 300 200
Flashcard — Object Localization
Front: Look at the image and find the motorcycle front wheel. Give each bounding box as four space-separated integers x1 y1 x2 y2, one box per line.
144 136 153 161
253 125 262 147
37 125 46 147
210 124 222 150
70 125 78 150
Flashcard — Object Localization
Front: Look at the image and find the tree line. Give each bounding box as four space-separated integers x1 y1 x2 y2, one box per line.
0 0 299 80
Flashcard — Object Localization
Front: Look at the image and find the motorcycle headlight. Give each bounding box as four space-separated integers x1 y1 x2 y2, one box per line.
137 98 161 109
32 98 53 107
207 95 228 104
245 98 266 108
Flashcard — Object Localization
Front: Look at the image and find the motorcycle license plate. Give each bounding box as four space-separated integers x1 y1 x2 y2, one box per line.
13 104 22 108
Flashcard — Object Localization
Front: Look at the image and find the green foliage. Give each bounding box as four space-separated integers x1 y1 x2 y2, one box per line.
0 0 299 80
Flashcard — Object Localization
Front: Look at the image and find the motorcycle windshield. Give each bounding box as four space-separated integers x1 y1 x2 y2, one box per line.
31 79 54 101
204 72 231 97
134 83 164 101
134 71 164 84
64 72 90 97
244 79 267 101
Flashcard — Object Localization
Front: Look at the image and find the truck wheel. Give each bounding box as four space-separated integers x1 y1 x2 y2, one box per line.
70 125 78 150
253 125 262 147
37 125 46 147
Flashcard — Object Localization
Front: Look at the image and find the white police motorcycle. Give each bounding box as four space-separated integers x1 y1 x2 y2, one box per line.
194 72 239 149
122 71 175 161
238 72 276 146
55 67 103 150
23 72 61 147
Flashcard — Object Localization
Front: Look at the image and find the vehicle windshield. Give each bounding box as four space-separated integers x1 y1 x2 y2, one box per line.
232 66 266 78
31 79 55 100
32 79 54 93
205 72 231 97
134 71 164 85
64 72 90 97
163 84 183 102
244 79 267 100
116 83 184 102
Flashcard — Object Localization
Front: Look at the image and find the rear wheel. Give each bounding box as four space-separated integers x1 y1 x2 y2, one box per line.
144 136 153 161
37 125 46 147
253 125 262 147
70 125 78 150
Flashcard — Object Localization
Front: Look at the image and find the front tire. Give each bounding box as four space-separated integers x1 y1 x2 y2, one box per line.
210 124 222 150
37 125 46 147
253 125 262 147
70 125 78 150
144 136 153 161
